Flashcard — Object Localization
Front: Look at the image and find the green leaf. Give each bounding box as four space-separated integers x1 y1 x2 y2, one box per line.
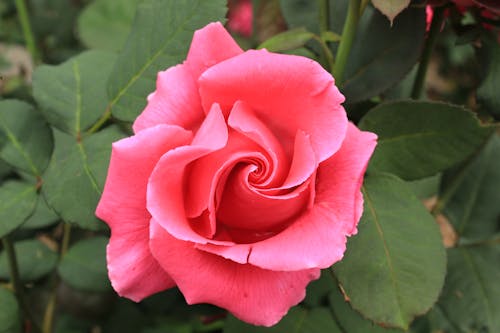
442 134 499 241
0 287 20 333
42 126 125 230
282 1 425 102
303 270 336 307
107 0 227 122
20 196 59 230
407 174 441 200
0 100 53 176
477 34 500 119
279 0 319 33
438 244 500 333
258 28 315 52
0 180 38 238
0 239 57 282
371 0 410 24
328 284 402 333
224 307 342 333
58 236 111 292
333 173 446 329
78 0 140 52
341 5 425 103
0 160 11 181
359 101 493 180
33 50 117 136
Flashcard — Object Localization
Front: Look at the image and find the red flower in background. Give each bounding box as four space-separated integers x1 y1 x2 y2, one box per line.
227 0 253 37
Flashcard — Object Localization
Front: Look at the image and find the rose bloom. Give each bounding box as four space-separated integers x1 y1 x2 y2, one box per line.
96 22 377 326
227 0 253 37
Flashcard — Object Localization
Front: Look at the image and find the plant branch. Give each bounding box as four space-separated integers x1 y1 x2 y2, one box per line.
42 223 71 333
14 0 38 62
2 236 41 333
411 6 446 99
332 0 361 85
319 0 330 36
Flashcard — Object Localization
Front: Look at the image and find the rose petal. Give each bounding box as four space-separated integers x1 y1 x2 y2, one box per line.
132 64 204 133
228 100 287 187
149 220 320 327
263 130 317 192
197 123 377 270
96 124 193 301
199 49 347 163
216 164 312 231
185 22 243 80
184 130 263 222
147 103 232 245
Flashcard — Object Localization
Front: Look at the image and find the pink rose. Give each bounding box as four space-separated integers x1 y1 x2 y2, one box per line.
227 0 253 37
96 22 377 326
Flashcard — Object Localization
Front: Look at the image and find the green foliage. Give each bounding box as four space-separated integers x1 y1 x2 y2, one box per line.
442 134 500 240
371 0 410 24
359 101 493 180
0 239 57 281
333 173 446 329
0 287 20 333
78 0 140 52
477 34 500 119
42 126 124 230
341 5 425 103
107 0 228 121
258 28 315 52
224 307 342 333
328 284 402 333
279 0 425 103
0 0 498 331
20 196 59 230
58 236 111 292
0 180 38 238
33 50 117 136
439 245 500 332
0 99 53 176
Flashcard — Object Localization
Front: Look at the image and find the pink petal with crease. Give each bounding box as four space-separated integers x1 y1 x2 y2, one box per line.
149 220 320 327
96 124 192 301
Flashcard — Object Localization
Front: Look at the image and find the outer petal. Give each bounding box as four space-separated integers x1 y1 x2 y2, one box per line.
149 220 320 327
199 49 347 163
132 64 203 133
185 22 244 79
198 123 377 270
96 124 192 301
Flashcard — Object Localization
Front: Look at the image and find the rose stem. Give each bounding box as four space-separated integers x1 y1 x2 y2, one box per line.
332 0 361 85
42 223 72 333
14 0 39 62
2 235 42 333
319 0 330 36
411 5 446 100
